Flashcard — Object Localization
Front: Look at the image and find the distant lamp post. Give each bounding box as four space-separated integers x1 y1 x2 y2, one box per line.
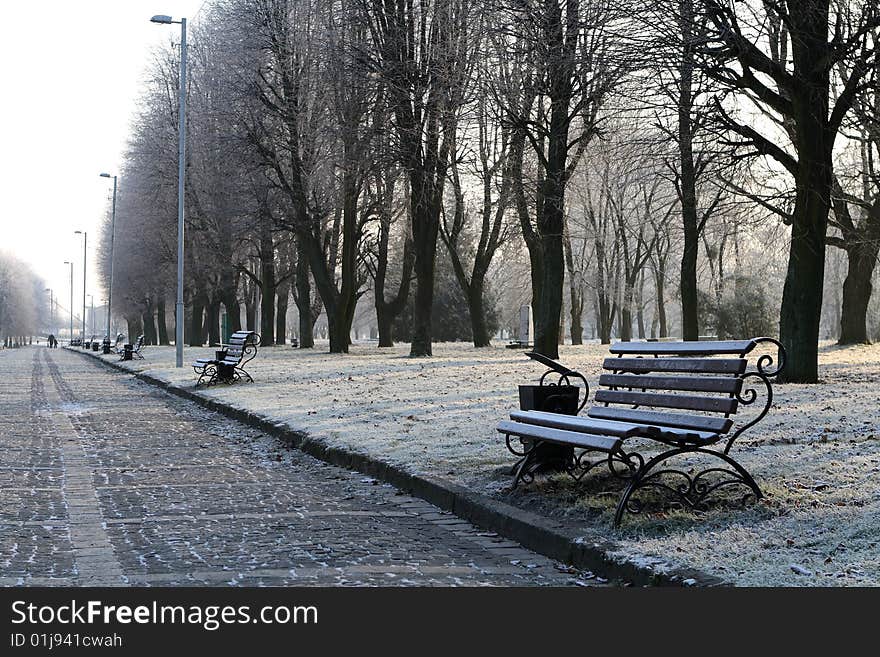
151 13 187 368
74 230 87 341
63 261 74 343
44 288 54 335
87 294 95 337
100 173 117 339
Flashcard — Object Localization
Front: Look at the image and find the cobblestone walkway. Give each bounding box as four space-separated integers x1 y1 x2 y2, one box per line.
0 347 604 586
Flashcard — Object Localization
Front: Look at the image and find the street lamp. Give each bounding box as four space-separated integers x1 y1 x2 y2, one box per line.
44 288 53 336
100 173 117 339
63 261 74 344
151 13 187 368
87 294 95 337
74 230 87 342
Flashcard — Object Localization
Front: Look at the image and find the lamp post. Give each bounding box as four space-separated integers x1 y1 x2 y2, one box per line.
74 230 87 342
44 288 53 336
151 13 187 368
100 173 117 339
63 261 74 344
88 295 95 337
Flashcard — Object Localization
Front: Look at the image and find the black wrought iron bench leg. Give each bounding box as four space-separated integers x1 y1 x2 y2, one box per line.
234 367 254 383
511 442 544 489
195 364 219 387
613 446 763 526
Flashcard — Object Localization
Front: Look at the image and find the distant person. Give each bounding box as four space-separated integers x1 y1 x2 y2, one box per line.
48 334 56 348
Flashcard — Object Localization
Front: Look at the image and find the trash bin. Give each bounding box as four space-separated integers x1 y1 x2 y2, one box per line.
122 344 133 361
515 352 589 474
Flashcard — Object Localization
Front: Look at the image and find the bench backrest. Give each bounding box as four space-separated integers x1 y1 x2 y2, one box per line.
589 338 783 437
225 331 259 363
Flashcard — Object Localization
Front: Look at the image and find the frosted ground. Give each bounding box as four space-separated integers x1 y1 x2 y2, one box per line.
94 340 880 586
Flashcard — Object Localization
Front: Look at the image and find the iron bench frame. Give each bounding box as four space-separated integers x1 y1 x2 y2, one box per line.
119 335 145 360
498 337 786 525
192 331 261 386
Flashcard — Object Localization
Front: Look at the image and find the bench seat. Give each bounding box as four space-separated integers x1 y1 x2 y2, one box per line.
509 409 719 444
497 420 622 453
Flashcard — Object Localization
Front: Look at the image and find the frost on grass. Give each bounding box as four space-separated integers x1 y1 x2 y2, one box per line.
99 340 880 586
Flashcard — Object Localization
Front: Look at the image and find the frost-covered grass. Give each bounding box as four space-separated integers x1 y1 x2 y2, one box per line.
92 339 880 586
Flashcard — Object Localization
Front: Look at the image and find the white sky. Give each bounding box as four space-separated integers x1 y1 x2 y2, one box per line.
0 0 205 316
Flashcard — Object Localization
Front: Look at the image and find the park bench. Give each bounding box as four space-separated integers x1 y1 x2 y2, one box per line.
120 335 145 361
497 338 785 525
192 331 261 386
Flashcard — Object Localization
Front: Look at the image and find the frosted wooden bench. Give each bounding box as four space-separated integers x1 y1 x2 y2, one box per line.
498 338 785 525
193 331 260 386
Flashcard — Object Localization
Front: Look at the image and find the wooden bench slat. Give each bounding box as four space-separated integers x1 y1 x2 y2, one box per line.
587 406 733 433
512 409 720 443
594 389 738 414
603 357 747 375
497 420 622 452
509 410 643 437
609 340 754 355
598 373 742 394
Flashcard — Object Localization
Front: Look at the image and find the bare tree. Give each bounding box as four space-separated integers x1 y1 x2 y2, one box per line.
491 0 623 358
440 67 514 347
694 0 880 382
361 0 471 356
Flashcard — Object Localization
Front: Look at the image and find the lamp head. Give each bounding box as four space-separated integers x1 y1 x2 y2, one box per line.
74 230 82 235
150 14 173 23
100 172 111 178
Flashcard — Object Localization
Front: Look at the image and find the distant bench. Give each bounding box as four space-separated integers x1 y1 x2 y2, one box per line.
192 331 260 386
498 338 785 525
120 335 145 361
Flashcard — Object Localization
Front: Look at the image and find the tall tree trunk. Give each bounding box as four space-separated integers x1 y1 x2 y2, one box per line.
655 266 668 338
533 75 570 359
206 299 221 346
374 209 413 348
276 282 289 345
778 16 835 383
156 297 169 345
245 281 257 332
636 270 646 340
142 304 157 345
294 240 315 348
259 219 276 346
779 153 832 382
678 0 699 341
839 244 879 344
563 222 583 345
220 269 241 333
409 200 441 357
189 294 205 347
126 315 143 343
619 304 632 341
467 277 491 348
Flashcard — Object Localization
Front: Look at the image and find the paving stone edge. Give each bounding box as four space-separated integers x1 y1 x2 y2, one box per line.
69 347 728 588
